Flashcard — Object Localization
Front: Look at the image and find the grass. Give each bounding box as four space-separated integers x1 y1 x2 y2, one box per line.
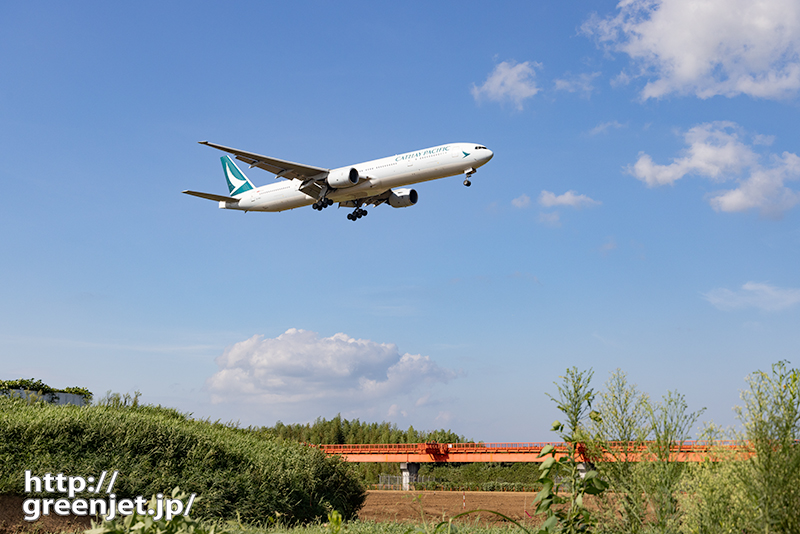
0 397 365 524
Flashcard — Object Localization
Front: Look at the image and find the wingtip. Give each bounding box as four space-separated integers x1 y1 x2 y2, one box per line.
198 140 209 145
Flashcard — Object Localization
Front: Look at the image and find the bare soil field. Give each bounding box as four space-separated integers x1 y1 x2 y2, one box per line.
358 490 544 526
0 495 90 534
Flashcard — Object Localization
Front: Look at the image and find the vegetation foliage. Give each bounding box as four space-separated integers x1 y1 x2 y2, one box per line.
0 398 365 524
577 362 798 534
417 463 542 492
259 414 466 445
3 361 799 534
258 414 468 485
533 367 607 534
0 377 93 404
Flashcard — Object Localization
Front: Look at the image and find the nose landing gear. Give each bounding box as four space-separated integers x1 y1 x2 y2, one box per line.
464 168 476 187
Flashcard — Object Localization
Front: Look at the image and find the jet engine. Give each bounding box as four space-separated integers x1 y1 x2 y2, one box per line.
327 167 363 188
387 188 418 208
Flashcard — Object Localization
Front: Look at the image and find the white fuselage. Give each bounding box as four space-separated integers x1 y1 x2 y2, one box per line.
221 142 493 212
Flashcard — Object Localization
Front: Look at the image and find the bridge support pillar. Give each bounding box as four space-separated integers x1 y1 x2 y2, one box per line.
400 462 419 491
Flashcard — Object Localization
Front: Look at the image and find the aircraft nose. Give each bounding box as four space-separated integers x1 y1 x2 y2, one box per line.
485 149 494 161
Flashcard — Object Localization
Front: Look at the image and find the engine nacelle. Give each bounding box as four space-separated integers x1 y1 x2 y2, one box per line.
387 188 418 208
327 167 363 188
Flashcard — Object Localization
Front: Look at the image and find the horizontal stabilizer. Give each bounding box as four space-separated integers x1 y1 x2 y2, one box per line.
182 190 240 202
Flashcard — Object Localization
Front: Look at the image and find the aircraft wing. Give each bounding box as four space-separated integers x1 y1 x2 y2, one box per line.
182 190 240 202
338 190 394 208
199 141 329 181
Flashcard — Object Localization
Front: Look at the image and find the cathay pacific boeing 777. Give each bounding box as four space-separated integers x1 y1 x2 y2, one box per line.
183 141 494 221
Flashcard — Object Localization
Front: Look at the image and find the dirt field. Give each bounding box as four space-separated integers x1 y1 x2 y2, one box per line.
358 490 543 526
0 495 91 534
0 491 544 533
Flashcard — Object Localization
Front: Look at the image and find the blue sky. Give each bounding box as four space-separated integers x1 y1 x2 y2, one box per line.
2 1 799 441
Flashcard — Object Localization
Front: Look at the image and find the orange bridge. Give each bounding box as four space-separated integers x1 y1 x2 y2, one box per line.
316 441 747 463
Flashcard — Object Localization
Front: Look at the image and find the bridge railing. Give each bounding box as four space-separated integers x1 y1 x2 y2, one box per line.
314 440 750 462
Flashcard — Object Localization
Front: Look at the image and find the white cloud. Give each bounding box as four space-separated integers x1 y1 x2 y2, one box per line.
538 212 561 227
589 120 626 136
471 60 541 110
539 190 601 208
628 122 755 186
599 237 618 255
703 282 800 311
435 411 453 423
583 0 800 100
709 153 800 215
387 404 407 418
207 329 457 406
511 193 531 208
554 71 602 96
752 134 776 146
627 122 800 216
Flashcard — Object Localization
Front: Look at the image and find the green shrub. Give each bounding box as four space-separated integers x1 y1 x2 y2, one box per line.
0 397 365 524
677 454 755 534
86 489 224 534
0 378 93 404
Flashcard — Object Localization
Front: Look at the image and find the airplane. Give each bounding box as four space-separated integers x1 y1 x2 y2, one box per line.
183 141 494 221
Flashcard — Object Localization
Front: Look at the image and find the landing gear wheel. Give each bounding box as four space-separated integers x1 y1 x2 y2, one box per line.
348 207 368 221
315 198 333 211
463 179 471 187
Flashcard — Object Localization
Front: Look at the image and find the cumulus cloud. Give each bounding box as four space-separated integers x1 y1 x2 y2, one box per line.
538 212 561 227
207 329 457 406
583 0 800 100
627 121 800 216
703 282 800 311
554 71 602 96
471 60 541 110
589 121 626 136
511 193 531 208
539 190 601 208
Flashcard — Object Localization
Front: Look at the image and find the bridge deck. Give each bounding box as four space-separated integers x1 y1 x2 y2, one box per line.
315 441 747 463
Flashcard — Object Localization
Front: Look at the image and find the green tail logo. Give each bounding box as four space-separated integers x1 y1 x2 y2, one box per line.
221 156 254 196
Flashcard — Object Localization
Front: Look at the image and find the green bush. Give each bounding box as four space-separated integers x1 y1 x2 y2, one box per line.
0 397 365 524
0 378 93 404
86 489 223 534
677 455 755 534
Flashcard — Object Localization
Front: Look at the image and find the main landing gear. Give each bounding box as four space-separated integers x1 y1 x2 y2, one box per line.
313 198 334 210
347 208 367 221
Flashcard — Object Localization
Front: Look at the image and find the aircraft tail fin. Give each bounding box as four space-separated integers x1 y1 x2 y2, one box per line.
221 156 255 196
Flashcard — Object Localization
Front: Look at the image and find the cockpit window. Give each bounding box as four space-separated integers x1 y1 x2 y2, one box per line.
475 146 487 150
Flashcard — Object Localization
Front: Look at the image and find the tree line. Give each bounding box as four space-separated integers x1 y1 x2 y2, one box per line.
257 414 468 445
